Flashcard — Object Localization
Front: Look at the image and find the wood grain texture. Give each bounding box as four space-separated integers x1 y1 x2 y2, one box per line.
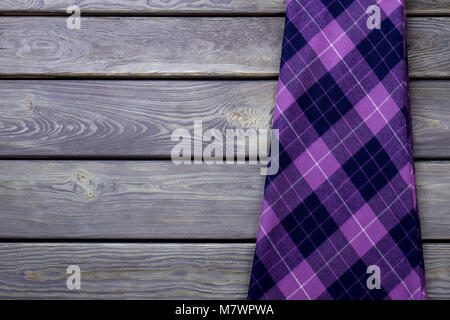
0 243 446 299
407 0 450 15
0 161 447 240
0 80 448 157
0 80 275 156
0 17 448 78
416 162 450 239
0 0 448 15
0 17 284 77
0 243 255 299
0 161 265 239
410 81 450 158
407 18 450 78
0 0 287 14
424 244 450 299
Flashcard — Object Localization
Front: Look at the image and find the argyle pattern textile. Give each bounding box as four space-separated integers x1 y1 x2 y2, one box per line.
248 0 426 300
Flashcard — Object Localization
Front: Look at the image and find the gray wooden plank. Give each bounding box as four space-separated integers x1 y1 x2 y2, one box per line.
408 0 450 15
0 0 287 14
0 0 448 15
416 162 450 239
0 17 284 78
0 161 265 239
424 244 450 300
0 243 254 299
0 80 448 157
0 160 447 240
0 243 446 299
410 81 450 158
0 80 275 157
0 17 448 78
408 18 450 78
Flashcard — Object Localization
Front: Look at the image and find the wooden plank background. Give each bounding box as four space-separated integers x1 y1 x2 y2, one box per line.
0 243 448 300
0 80 448 158
0 161 448 240
0 0 448 15
0 0 449 299
0 17 448 78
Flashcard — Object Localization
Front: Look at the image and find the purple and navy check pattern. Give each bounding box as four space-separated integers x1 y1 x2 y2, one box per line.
248 0 426 300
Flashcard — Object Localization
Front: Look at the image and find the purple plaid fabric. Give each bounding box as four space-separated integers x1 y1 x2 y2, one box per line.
248 0 426 300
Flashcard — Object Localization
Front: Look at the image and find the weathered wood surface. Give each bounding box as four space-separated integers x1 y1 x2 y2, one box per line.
0 17 284 78
410 81 450 158
408 18 450 78
0 17 448 78
0 161 264 239
0 0 448 15
0 80 275 157
0 161 447 239
416 162 450 239
0 243 446 299
407 0 450 15
0 80 448 158
424 244 450 299
0 0 286 14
